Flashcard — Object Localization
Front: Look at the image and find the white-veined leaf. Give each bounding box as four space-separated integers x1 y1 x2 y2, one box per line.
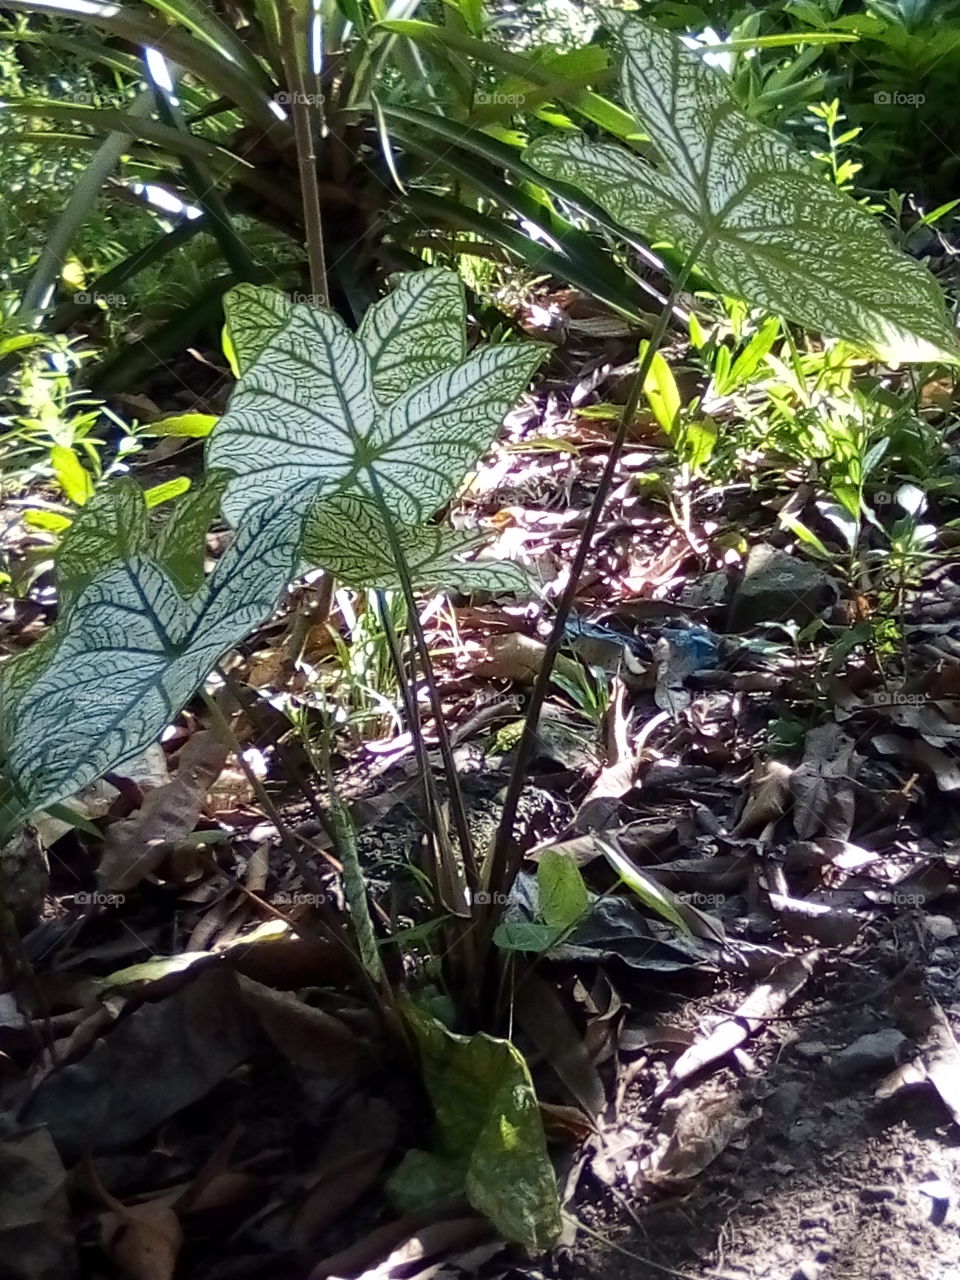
208 299 546 526
152 471 230 595
207 305 377 525
357 267 466 403
303 494 532 593
56 478 150 615
525 11 959 365
3 485 314 817
222 283 292 375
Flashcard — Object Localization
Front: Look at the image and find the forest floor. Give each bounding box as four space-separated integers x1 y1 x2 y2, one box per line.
3 295 960 1280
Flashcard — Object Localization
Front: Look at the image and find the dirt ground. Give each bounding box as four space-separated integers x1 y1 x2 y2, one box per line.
548 912 960 1280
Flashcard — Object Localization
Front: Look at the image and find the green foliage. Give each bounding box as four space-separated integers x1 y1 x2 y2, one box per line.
525 10 959 365
1 483 316 821
210 269 547 591
494 850 591 953
0 269 544 820
388 999 562 1250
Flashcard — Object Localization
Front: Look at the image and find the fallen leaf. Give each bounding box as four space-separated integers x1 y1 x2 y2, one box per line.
648 1086 757 1183
0 1127 76 1280
98 731 229 890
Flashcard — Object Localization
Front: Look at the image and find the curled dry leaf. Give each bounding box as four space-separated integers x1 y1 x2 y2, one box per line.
101 1205 183 1280
648 1086 758 1184
732 758 793 836
97 730 229 891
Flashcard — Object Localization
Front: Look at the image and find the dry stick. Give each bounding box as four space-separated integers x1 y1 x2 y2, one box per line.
484 240 707 952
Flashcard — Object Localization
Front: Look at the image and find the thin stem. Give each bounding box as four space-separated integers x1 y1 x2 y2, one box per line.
365 472 480 896
485 239 707 942
200 685 344 943
280 0 329 304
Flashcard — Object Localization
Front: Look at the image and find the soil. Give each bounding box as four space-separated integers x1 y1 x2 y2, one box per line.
552 911 960 1280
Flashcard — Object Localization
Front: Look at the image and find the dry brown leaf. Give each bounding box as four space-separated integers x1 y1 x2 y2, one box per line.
790 723 858 840
873 732 960 791
648 1087 757 1184
98 731 228 890
732 758 793 836
515 971 606 1118
102 1205 183 1280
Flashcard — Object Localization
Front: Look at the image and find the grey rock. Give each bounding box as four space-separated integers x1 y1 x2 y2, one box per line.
830 1028 909 1078
925 914 958 941
728 544 839 631
791 1262 821 1280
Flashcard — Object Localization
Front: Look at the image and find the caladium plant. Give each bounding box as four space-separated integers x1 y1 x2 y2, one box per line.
525 10 960 367
0 270 546 830
208 270 547 530
0 481 318 828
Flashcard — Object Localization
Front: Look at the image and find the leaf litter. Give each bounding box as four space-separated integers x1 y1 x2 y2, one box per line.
5 291 960 1280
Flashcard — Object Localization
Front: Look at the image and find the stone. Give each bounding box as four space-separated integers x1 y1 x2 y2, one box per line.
727 544 839 631
925 915 958 941
830 1029 909 1078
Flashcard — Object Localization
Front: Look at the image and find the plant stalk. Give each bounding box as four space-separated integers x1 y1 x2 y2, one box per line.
280 0 329 305
484 240 706 948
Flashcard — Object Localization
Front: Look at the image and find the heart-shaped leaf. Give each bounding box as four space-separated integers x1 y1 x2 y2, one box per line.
526 10 959 365
303 495 531 594
208 302 545 526
3 485 314 817
222 284 291 375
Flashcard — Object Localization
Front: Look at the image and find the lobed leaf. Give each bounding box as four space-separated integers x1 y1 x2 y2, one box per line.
525 10 960 365
357 267 467 403
3 486 314 818
56 479 150 615
208 298 546 526
304 495 532 594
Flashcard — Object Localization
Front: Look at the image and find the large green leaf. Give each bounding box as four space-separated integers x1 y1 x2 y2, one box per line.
388 1001 562 1251
2 486 314 818
357 268 466 404
207 300 546 526
525 10 960 365
303 495 530 593
56 479 150 615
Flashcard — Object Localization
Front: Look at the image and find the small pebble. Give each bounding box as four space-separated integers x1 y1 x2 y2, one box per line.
795 1040 829 1060
924 915 958 941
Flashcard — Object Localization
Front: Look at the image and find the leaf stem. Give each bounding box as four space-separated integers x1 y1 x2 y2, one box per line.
484 238 707 951
364 471 480 897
